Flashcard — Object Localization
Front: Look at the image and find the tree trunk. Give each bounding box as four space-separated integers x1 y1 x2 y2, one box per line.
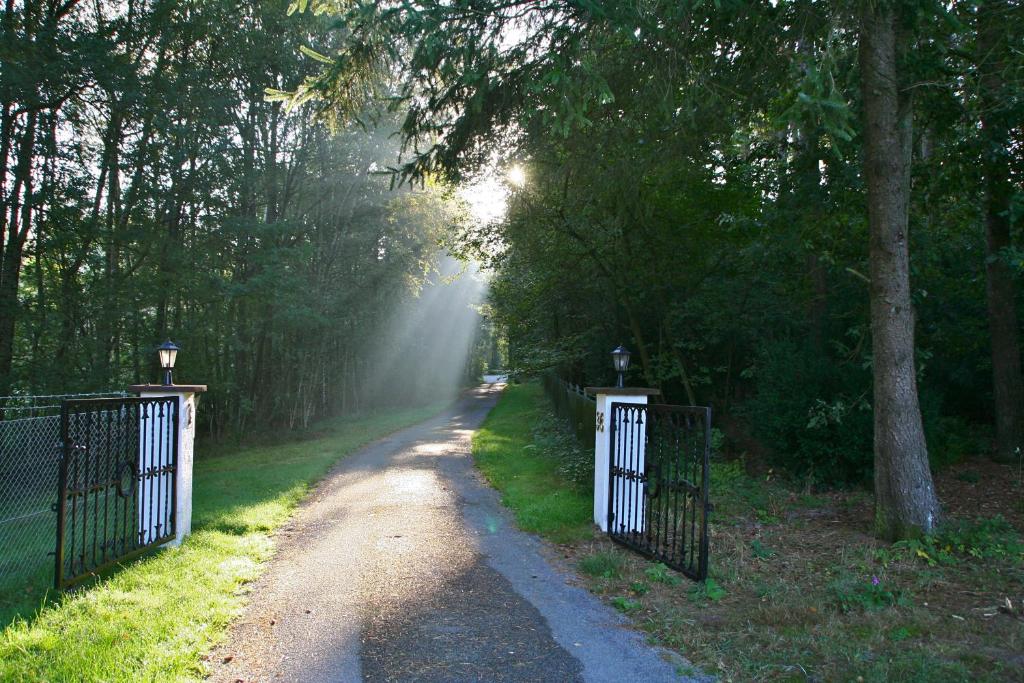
977 0 1024 463
859 4 940 540
624 302 655 388
0 112 37 394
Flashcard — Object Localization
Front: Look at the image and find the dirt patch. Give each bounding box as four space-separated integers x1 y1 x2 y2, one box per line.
935 459 1024 529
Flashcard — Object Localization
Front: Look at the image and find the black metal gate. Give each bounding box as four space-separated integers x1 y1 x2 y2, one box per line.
608 402 711 580
54 396 178 589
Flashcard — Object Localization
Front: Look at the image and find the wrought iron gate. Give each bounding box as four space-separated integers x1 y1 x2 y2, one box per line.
608 402 711 580
54 396 178 589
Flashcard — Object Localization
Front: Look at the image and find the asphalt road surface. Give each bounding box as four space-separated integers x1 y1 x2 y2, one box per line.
208 382 701 683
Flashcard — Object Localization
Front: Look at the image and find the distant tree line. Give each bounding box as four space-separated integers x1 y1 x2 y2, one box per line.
299 0 1022 539
0 0 468 438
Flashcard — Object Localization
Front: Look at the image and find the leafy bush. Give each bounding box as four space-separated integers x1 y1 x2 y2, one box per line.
741 339 873 485
710 427 725 454
644 562 682 586
688 578 727 602
923 413 989 469
896 515 1024 566
531 410 594 488
750 539 775 559
830 575 908 612
610 596 643 612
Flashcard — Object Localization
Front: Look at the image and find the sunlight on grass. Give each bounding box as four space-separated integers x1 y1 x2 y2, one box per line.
0 402 446 681
472 382 592 544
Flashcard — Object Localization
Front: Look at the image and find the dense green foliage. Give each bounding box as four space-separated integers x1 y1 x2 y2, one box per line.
0 402 443 674
0 0 478 439
300 1 1023 486
740 339 875 484
3 0 1019 512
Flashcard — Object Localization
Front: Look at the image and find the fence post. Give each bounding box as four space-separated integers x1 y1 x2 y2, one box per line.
53 405 70 589
128 383 206 547
585 387 659 532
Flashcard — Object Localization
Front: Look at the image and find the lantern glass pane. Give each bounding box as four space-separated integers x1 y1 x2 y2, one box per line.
159 348 177 369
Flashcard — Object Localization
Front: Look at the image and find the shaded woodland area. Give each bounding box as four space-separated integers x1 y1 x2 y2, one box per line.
293 0 1022 539
0 0 485 438
3 0 1023 538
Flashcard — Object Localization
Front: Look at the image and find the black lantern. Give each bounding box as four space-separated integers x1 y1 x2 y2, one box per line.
611 345 631 388
157 341 179 386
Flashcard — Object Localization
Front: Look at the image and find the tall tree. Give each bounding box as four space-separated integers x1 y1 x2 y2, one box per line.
0 0 467 436
976 0 1024 463
298 0 955 538
859 1 940 538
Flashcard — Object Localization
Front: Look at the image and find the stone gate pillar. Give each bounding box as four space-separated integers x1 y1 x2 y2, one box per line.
586 387 659 532
129 383 206 547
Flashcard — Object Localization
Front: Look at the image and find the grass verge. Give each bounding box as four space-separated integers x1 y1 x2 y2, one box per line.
477 381 1024 682
472 382 591 544
0 402 446 681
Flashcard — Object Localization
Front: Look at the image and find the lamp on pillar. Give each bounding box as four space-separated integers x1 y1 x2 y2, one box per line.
131 343 205 549
586 361 658 532
157 341 179 386
611 345 631 388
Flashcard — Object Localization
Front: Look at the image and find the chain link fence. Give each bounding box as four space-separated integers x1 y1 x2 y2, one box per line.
0 392 126 595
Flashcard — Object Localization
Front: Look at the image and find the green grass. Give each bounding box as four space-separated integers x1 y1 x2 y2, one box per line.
578 552 623 579
0 499 56 616
472 382 592 544
0 402 445 682
470 380 1024 681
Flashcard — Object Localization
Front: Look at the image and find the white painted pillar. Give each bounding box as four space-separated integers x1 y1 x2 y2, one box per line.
586 387 659 532
130 384 206 547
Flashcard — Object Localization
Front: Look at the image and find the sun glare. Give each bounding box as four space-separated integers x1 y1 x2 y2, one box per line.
460 175 508 224
507 165 526 187
459 164 528 225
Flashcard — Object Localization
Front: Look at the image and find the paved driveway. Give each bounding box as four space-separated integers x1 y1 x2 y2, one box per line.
208 383 698 682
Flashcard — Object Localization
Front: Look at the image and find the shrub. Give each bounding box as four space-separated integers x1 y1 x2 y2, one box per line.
644 562 682 586
688 578 727 602
741 339 873 485
742 338 989 485
610 596 643 612
923 413 989 469
896 515 1024 566
531 410 594 488
830 575 908 612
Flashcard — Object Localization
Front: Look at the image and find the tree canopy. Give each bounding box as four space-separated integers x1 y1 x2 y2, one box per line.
1 0 1021 539
0 0 482 437
297 0 1023 538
